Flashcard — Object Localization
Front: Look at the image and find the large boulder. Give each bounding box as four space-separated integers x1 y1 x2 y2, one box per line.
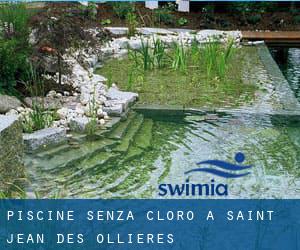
0 95 22 114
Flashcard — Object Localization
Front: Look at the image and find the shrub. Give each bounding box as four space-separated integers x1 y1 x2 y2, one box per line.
112 2 135 20
154 4 175 26
126 13 138 37
0 39 29 94
0 2 31 95
294 15 300 24
177 17 188 26
247 14 262 25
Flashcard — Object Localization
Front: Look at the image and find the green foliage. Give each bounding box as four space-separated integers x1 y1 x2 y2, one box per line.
171 42 188 73
85 86 99 136
112 2 135 20
177 17 188 26
228 2 275 14
86 3 98 20
21 65 55 133
294 15 300 24
101 18 112 25
203 38 235 80
22 106 55 133
126 12 138 37
154 3 176 26
0 2 31 95
153 38 167 69
247 14 262 25
128 38 168 72
0 39 29 94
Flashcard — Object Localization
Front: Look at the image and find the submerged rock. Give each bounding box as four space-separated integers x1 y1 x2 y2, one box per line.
0 95 21 114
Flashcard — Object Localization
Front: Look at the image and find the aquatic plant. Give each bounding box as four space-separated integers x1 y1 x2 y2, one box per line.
203 38 235 79
140 39 153 70
21 64 55 133
152 38 167 69
126 13 138 37
189 37 201 65
85 86 99 136
171 42 188 73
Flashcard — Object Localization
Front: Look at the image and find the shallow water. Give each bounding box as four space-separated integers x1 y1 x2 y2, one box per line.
25 111 300 199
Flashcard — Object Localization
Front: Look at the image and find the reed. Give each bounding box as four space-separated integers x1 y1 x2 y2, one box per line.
171 42 188 73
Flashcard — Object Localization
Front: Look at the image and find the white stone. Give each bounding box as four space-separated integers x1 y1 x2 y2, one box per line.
57 107 69 120
99 119 105 125
6 109 18 116
16 107 25 113
47 90 56 98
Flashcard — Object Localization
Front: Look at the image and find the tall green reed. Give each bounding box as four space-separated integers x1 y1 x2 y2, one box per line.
171 42 188 73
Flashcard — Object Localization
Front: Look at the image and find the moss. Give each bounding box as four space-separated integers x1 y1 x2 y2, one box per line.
96 46 258 108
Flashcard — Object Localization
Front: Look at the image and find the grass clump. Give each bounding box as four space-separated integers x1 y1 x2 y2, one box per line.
96 40 257 108
21 64 56 133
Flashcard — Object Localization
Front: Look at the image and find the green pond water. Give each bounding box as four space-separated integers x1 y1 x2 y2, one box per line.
25 111 300 198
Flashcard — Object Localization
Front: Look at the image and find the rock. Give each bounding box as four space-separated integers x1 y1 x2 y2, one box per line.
24 97 62 110
99 119 105 125
75 106 85 116
0 95 22 114
69 117 90 132
0 115 24 192
6 109 18 116
104 27 128 35
97 108 104 118
128 40 142 50
113 37 129 49
106 87 138 110
57 107 69 120
103 104 123 117
16 107 25 113
137 28 176 36
47 90 57 98
23 127 67 151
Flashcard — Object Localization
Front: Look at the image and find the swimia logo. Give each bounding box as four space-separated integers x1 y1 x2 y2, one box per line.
158 152 252 197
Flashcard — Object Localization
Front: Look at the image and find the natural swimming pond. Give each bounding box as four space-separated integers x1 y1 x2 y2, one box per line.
24 45 300 199
25 111 300 199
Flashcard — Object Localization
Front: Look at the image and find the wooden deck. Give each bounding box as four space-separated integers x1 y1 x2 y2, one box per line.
242 31 300 45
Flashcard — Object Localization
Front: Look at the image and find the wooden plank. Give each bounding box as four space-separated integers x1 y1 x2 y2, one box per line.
242 31 300 44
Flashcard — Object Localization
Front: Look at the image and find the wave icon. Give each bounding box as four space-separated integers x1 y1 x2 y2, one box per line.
185 152 252 178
